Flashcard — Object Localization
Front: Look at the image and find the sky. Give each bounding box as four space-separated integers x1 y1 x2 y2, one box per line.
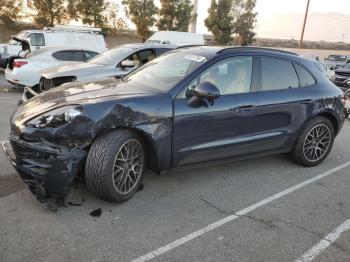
114 0 350 43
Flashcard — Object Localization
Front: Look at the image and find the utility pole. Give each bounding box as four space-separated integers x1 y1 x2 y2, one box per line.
191 0 198 33
299 0 311 48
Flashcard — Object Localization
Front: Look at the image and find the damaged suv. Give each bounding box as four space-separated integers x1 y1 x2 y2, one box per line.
2 46 345 206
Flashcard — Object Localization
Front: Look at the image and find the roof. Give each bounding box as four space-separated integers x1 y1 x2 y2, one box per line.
171 46 302 61
119 43 178 50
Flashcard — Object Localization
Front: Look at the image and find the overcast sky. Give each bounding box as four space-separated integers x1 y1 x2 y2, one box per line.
115 0 350 42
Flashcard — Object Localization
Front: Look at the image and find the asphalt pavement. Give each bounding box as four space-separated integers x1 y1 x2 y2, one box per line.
0 73 349 262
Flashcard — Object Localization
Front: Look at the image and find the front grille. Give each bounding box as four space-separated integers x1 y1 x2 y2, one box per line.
336 72 350 77
39 77 54 91
39 76 76 92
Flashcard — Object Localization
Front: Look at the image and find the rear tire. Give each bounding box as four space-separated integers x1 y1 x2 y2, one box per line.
290 116 335 167
85 129 145 202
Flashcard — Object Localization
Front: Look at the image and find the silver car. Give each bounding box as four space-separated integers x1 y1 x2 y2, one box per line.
22 43 175 102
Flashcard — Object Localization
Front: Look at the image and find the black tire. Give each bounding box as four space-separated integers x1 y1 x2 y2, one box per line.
290 116 335 167
85 129 145 202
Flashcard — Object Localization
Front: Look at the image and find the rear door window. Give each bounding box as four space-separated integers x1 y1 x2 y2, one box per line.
294 63 316 87
53 50 85 61
84 51 98 61
260 57 299 91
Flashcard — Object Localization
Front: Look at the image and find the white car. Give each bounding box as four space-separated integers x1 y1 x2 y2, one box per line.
5 46 98 87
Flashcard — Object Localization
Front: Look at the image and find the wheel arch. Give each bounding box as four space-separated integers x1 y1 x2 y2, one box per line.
91 127 161 172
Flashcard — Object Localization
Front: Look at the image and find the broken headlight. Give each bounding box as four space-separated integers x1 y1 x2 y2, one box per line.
25 106 82 128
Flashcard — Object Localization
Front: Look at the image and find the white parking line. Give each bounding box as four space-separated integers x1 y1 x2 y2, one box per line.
295 219 350 262
131 161 350 262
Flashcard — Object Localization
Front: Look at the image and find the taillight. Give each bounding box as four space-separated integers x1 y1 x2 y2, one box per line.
13 61 28 68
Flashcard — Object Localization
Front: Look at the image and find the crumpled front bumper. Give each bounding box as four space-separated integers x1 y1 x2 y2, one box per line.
2 136 86 204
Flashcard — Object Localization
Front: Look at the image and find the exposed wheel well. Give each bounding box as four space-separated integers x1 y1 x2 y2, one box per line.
317 112 339 134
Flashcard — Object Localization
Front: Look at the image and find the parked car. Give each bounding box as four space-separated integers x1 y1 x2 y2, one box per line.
324 54 350 70
22 44 175 102
0 25 106 60
2 47 345 208
146 31 205 46
333 63 350 87
5 46 99 87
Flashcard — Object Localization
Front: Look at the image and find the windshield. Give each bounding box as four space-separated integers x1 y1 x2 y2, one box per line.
124 51 208 91
88 47 132 65
327 55 347 62
8 31 27 45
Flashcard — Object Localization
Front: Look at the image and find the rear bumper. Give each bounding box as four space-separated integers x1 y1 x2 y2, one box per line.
5 68 37 87
2 136 86 203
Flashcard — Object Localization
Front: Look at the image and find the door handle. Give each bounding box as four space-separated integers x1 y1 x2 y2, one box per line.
231 105 254 113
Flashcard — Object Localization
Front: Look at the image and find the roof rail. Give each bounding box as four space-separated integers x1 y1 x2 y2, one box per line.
45 25 102 34
175 44 204 49
217 46 298 56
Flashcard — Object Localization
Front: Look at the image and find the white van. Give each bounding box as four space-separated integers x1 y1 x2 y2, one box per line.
0 25 107 59
146 31 204 46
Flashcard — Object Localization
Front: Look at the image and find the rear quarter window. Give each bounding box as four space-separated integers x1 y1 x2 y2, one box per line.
294 63 316 87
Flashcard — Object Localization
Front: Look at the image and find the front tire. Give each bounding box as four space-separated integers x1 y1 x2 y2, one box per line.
85 129 145 202
290 116 335 167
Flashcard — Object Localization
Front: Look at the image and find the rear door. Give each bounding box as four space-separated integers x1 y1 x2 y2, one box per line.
251 56 317 153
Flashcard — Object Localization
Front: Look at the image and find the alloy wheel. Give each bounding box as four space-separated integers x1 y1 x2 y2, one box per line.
303 124 331 162
112 139 144 194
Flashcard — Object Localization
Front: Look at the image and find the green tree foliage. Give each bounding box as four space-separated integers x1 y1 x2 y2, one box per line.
76 0 109 28
232 0 256 45
122 0 158 41
0 0 22 28
204 0 233 45
157 0 194 32
28 0 69 27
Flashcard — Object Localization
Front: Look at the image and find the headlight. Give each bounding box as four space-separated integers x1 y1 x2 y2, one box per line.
25 106 82 128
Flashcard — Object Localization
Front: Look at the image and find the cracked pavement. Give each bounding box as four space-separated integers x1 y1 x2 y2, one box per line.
0 73 350 262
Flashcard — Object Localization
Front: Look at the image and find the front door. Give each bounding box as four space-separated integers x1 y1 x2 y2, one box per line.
173 56 258 167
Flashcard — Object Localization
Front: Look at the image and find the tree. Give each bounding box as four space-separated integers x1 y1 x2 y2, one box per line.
28 0 69 27
157 0 194 32
204 0 233 45
232 0 256 46
122 0 158 41
0 0 22 28
76 0 109 28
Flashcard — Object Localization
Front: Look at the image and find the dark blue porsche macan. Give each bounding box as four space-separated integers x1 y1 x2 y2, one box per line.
3 46 346 205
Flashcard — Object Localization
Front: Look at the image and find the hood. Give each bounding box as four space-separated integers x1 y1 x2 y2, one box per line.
13 77 157 125
41 62 112 79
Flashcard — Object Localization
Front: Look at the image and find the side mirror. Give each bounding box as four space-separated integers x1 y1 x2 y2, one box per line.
120 60 135 69
192 81 220 105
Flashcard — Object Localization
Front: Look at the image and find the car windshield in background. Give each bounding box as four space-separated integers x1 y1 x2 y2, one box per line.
88 47 132 65
327 55 347 62
124 51 208 91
